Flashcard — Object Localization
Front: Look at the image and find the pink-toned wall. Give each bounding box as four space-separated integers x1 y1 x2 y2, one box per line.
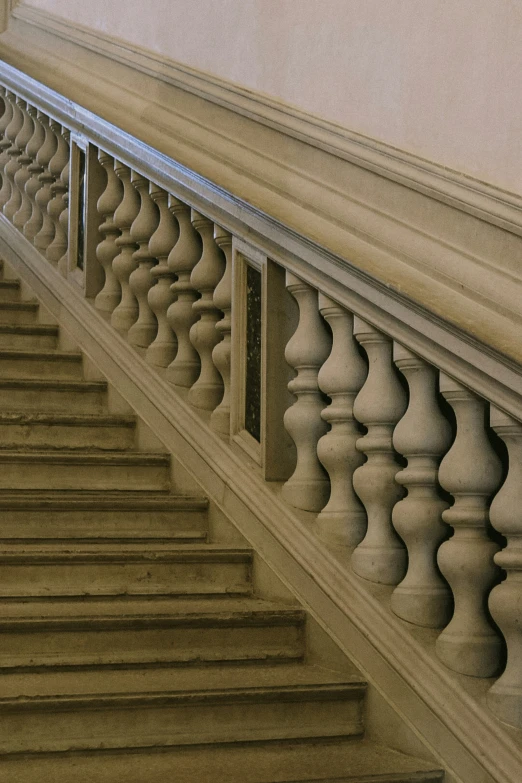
23 0 522 194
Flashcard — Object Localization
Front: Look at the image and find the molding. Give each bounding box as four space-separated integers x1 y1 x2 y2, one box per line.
1 11 522 373
12 4 522 238
1 217 521 783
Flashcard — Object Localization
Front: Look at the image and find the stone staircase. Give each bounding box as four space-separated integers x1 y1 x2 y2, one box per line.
0 259 443 782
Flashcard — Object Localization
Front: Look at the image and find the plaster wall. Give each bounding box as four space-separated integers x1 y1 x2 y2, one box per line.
22 0 522 195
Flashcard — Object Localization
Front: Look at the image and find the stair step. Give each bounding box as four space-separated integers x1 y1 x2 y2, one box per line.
0 664 365 755
0 412 136 450
0 279 21 301
0 322 58 349
0 740 443 782
0 348 84 378
0 378 107 413
0 544 253 597
0 450 170 490
0 490 208 541
0 300 39 323
0 597 305 669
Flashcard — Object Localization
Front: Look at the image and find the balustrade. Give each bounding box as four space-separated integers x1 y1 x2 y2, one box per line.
282 273 331 512
127 172 159 350
23 109 46 242
45 124 69 266
145 186 179 369
94 152 122 314
316 296 366 546
110 162 140 335
351 319 407 584
165 197 201 386
436 375 503 676
12 102 34 230
2 95 24 218
33 113 57 253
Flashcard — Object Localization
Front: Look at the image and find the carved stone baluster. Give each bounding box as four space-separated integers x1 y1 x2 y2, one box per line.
23 110 46 242
351 320 407 584
316 296 367 545
186 211 225 411
127 173 159 350
436 375 503 677
94 152 122 314
488 409 522 727
56 129 71 277
12 102 35 230
110 163 140 336
282 273 331 512
390 346 453 626
46 124 70 265
165 197 201 387
210 226 232 434
0 89 14 198
145 186 179 369
2 96 24 219
33 114 58 253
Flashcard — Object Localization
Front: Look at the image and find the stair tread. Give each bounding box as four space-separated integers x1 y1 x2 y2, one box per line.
0 543 252 561
0 377 105 390
0 348 82 361
0 663 364 702
0 412 135 425
0 489 207 509
0 450 169 464
0 323 58 334
0 300 38 310
0 280 20 289
0 596 303 623
0 739 443 782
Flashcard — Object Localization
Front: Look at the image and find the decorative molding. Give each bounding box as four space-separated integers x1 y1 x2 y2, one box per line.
1 216 521 783
12 3 522 238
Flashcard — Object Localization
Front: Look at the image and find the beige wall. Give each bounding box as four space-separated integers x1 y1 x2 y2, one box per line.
23 0 522 194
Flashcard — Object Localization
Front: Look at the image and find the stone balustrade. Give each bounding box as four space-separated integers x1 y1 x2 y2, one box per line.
1 84 522 731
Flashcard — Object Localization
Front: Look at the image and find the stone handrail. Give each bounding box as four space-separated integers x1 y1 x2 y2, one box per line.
0 75 521 733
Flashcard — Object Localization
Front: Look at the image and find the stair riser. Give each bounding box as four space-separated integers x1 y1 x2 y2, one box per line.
0 462 170 491
0 285 21 302
0 509 208 540
0 692 362 754
0 422 136 450
0 622 305 669
0 388 106 413
0 560 252 597
0 307 37 324
0 356 83 379
0 332 57 350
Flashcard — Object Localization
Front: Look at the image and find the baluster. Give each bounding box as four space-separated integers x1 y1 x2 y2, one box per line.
2 95 24 218
351 320 407 584
316 296 367 545
187 210 225 410
12 102 35 230
127 173 159 349
23 109 46 242
33 114 58 253
210 226 232 434
282 273 331 512
145 186 179 368
56 129 71 277
165 197 201 387
390 347 453 626
488 409 522 727
110 163 140 335
0 90 14 200
94 152 122 314
46 124 70 265
436 375 503 676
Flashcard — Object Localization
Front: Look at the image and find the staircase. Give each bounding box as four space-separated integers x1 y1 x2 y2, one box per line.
0 259 443 782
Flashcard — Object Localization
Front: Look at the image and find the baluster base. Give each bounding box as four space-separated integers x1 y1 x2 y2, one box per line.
314 510 366 548
436 631 503 677
391 585 453 628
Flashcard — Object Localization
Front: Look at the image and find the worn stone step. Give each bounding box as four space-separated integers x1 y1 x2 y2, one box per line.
0 300 39 323
0 490 208 541
0 378 107 413
0 279 21 301
0 544 253 598
0 323 58 349
0 450 170 490
0 738 444 783
0 412 136 450
0 664 365 755
0 597 305 669
0 348 84 379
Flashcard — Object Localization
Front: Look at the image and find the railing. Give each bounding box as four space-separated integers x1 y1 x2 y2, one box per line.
0 80 521 731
